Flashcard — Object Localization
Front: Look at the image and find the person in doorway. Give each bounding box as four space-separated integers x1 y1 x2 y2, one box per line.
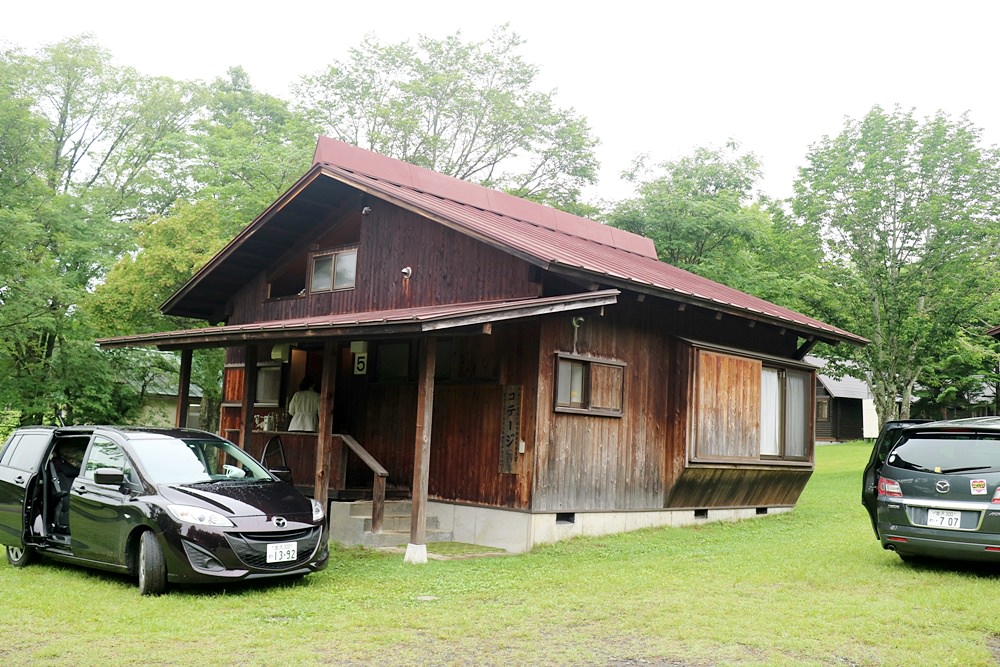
288 376 321 431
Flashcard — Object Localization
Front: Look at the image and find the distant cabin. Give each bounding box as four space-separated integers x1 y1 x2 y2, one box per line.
808 357 876 441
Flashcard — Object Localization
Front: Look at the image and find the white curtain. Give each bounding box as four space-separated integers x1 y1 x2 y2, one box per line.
784 370 810 458
760 368 781 456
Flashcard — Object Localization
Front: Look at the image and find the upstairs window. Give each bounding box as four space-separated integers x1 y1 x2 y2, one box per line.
310 247 357 293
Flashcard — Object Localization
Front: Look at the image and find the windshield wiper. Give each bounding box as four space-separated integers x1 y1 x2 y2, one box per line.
940 465 994 474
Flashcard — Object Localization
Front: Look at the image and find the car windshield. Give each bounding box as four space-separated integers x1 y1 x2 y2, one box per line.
129 436 273 485
888 435 1000 474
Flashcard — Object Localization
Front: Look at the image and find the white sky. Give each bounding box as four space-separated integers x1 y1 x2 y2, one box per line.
5 0 1000 203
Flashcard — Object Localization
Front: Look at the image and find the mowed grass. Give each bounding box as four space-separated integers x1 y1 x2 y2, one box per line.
3 442 1000 666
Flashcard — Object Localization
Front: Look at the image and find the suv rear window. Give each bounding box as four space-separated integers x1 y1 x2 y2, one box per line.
888 435 1000 474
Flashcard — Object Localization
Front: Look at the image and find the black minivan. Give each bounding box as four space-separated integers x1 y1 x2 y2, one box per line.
0 426 328 594
862 417 1000 563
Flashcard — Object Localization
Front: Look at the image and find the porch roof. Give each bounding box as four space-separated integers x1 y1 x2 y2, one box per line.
97 290 619 351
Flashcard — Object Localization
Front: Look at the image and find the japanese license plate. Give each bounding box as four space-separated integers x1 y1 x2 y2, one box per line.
266 541 297 563
926 509 962 529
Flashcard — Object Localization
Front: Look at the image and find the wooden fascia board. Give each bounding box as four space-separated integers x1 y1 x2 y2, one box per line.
98 291 620 352
546 263 864 348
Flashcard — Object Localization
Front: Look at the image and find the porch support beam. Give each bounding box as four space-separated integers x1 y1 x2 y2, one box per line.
239 345 258 448
314 339 338 508
175 349 193 428
405 337 436 564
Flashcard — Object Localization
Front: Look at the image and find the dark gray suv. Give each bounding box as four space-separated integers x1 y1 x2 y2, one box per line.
862 417 1000 563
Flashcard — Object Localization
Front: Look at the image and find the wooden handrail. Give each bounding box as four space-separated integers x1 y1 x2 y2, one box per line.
335 433 387 534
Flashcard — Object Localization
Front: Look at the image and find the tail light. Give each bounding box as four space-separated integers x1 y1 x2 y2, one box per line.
878 476 903 497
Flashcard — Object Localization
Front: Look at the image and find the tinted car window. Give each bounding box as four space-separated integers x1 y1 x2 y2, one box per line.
888 435 1000 473
1 433 53 471
83 436 128 479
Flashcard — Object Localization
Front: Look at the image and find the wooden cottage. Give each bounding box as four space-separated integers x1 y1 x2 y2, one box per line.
99 137 867 557
809 356 877 441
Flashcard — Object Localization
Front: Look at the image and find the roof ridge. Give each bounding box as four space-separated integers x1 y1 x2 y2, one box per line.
313 136 658 259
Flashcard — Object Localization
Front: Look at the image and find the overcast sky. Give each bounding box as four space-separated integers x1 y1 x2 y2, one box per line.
5 0 999 203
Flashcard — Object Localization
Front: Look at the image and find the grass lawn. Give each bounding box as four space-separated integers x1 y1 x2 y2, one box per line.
3 441 1000 666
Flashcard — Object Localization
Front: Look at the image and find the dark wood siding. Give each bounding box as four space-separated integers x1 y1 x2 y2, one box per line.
532 303 670 511
664 466 812 508
831 398 864 441
227 204 542 325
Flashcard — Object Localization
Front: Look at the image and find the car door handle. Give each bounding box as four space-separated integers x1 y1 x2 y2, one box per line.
74 485 87 494
14 475 25 485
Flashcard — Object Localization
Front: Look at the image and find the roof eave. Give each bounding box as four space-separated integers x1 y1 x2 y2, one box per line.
99 291 620 351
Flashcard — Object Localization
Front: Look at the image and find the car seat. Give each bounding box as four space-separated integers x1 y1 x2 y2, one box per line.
48 459 71 532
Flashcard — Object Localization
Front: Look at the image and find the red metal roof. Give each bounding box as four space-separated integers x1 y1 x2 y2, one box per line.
312 139 658 259
311 138 866 345
159 137 866 346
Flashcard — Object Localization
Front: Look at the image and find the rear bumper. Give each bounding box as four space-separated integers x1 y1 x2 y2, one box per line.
879 524 1000 562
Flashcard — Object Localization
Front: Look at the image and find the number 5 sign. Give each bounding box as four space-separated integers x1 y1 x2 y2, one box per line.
353 352 368 375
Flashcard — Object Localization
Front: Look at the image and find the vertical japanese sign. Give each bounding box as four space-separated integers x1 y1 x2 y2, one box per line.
499 384 521 474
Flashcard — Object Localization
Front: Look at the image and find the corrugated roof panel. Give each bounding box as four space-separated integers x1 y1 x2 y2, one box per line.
324 165 866 345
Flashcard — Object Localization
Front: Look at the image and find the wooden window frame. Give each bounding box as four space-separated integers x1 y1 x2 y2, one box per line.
553 353 625 418
309 245 358 293
688 342 813 466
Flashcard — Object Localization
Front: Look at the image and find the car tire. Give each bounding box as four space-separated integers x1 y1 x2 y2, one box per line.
138 531 167 596
6 545 35 567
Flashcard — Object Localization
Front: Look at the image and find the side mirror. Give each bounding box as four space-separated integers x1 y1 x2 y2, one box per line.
269 466 293 484
94 468 125 486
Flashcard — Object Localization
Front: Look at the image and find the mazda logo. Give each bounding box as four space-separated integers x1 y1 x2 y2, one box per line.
935 481 950 494
273 517 287 528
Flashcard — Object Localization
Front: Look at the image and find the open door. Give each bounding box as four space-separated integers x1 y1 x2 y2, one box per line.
0 430 57 549
861 419 930 537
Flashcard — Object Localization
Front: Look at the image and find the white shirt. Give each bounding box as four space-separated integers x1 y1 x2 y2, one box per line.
287 389 320 431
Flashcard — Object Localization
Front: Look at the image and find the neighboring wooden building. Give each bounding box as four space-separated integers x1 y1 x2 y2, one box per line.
131 371 204 430
99 137 866 555
809 357 877 441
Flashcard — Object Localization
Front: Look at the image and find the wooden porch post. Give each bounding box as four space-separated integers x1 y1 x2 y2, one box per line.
405 337 436 564
175 349 193 428
239 345 258 447
314 339 338 508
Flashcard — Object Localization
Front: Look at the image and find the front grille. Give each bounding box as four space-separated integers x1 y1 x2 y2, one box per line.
226 526 322 570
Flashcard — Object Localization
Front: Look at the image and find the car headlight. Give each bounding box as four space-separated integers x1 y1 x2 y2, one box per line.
167 504 234 527
311 498 324 522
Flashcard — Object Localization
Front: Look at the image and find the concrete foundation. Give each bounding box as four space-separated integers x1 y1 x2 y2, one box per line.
328 499 791 554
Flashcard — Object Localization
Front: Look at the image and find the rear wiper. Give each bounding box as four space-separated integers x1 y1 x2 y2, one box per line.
940 465 994 474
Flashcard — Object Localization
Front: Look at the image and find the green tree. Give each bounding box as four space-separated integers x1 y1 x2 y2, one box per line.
606 142 829 312
794 105 1000 424
88 70 318 428
294 25 599 209
189 67 318 222
0 36 196 424
910 331 1000 418
609 142 766 270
